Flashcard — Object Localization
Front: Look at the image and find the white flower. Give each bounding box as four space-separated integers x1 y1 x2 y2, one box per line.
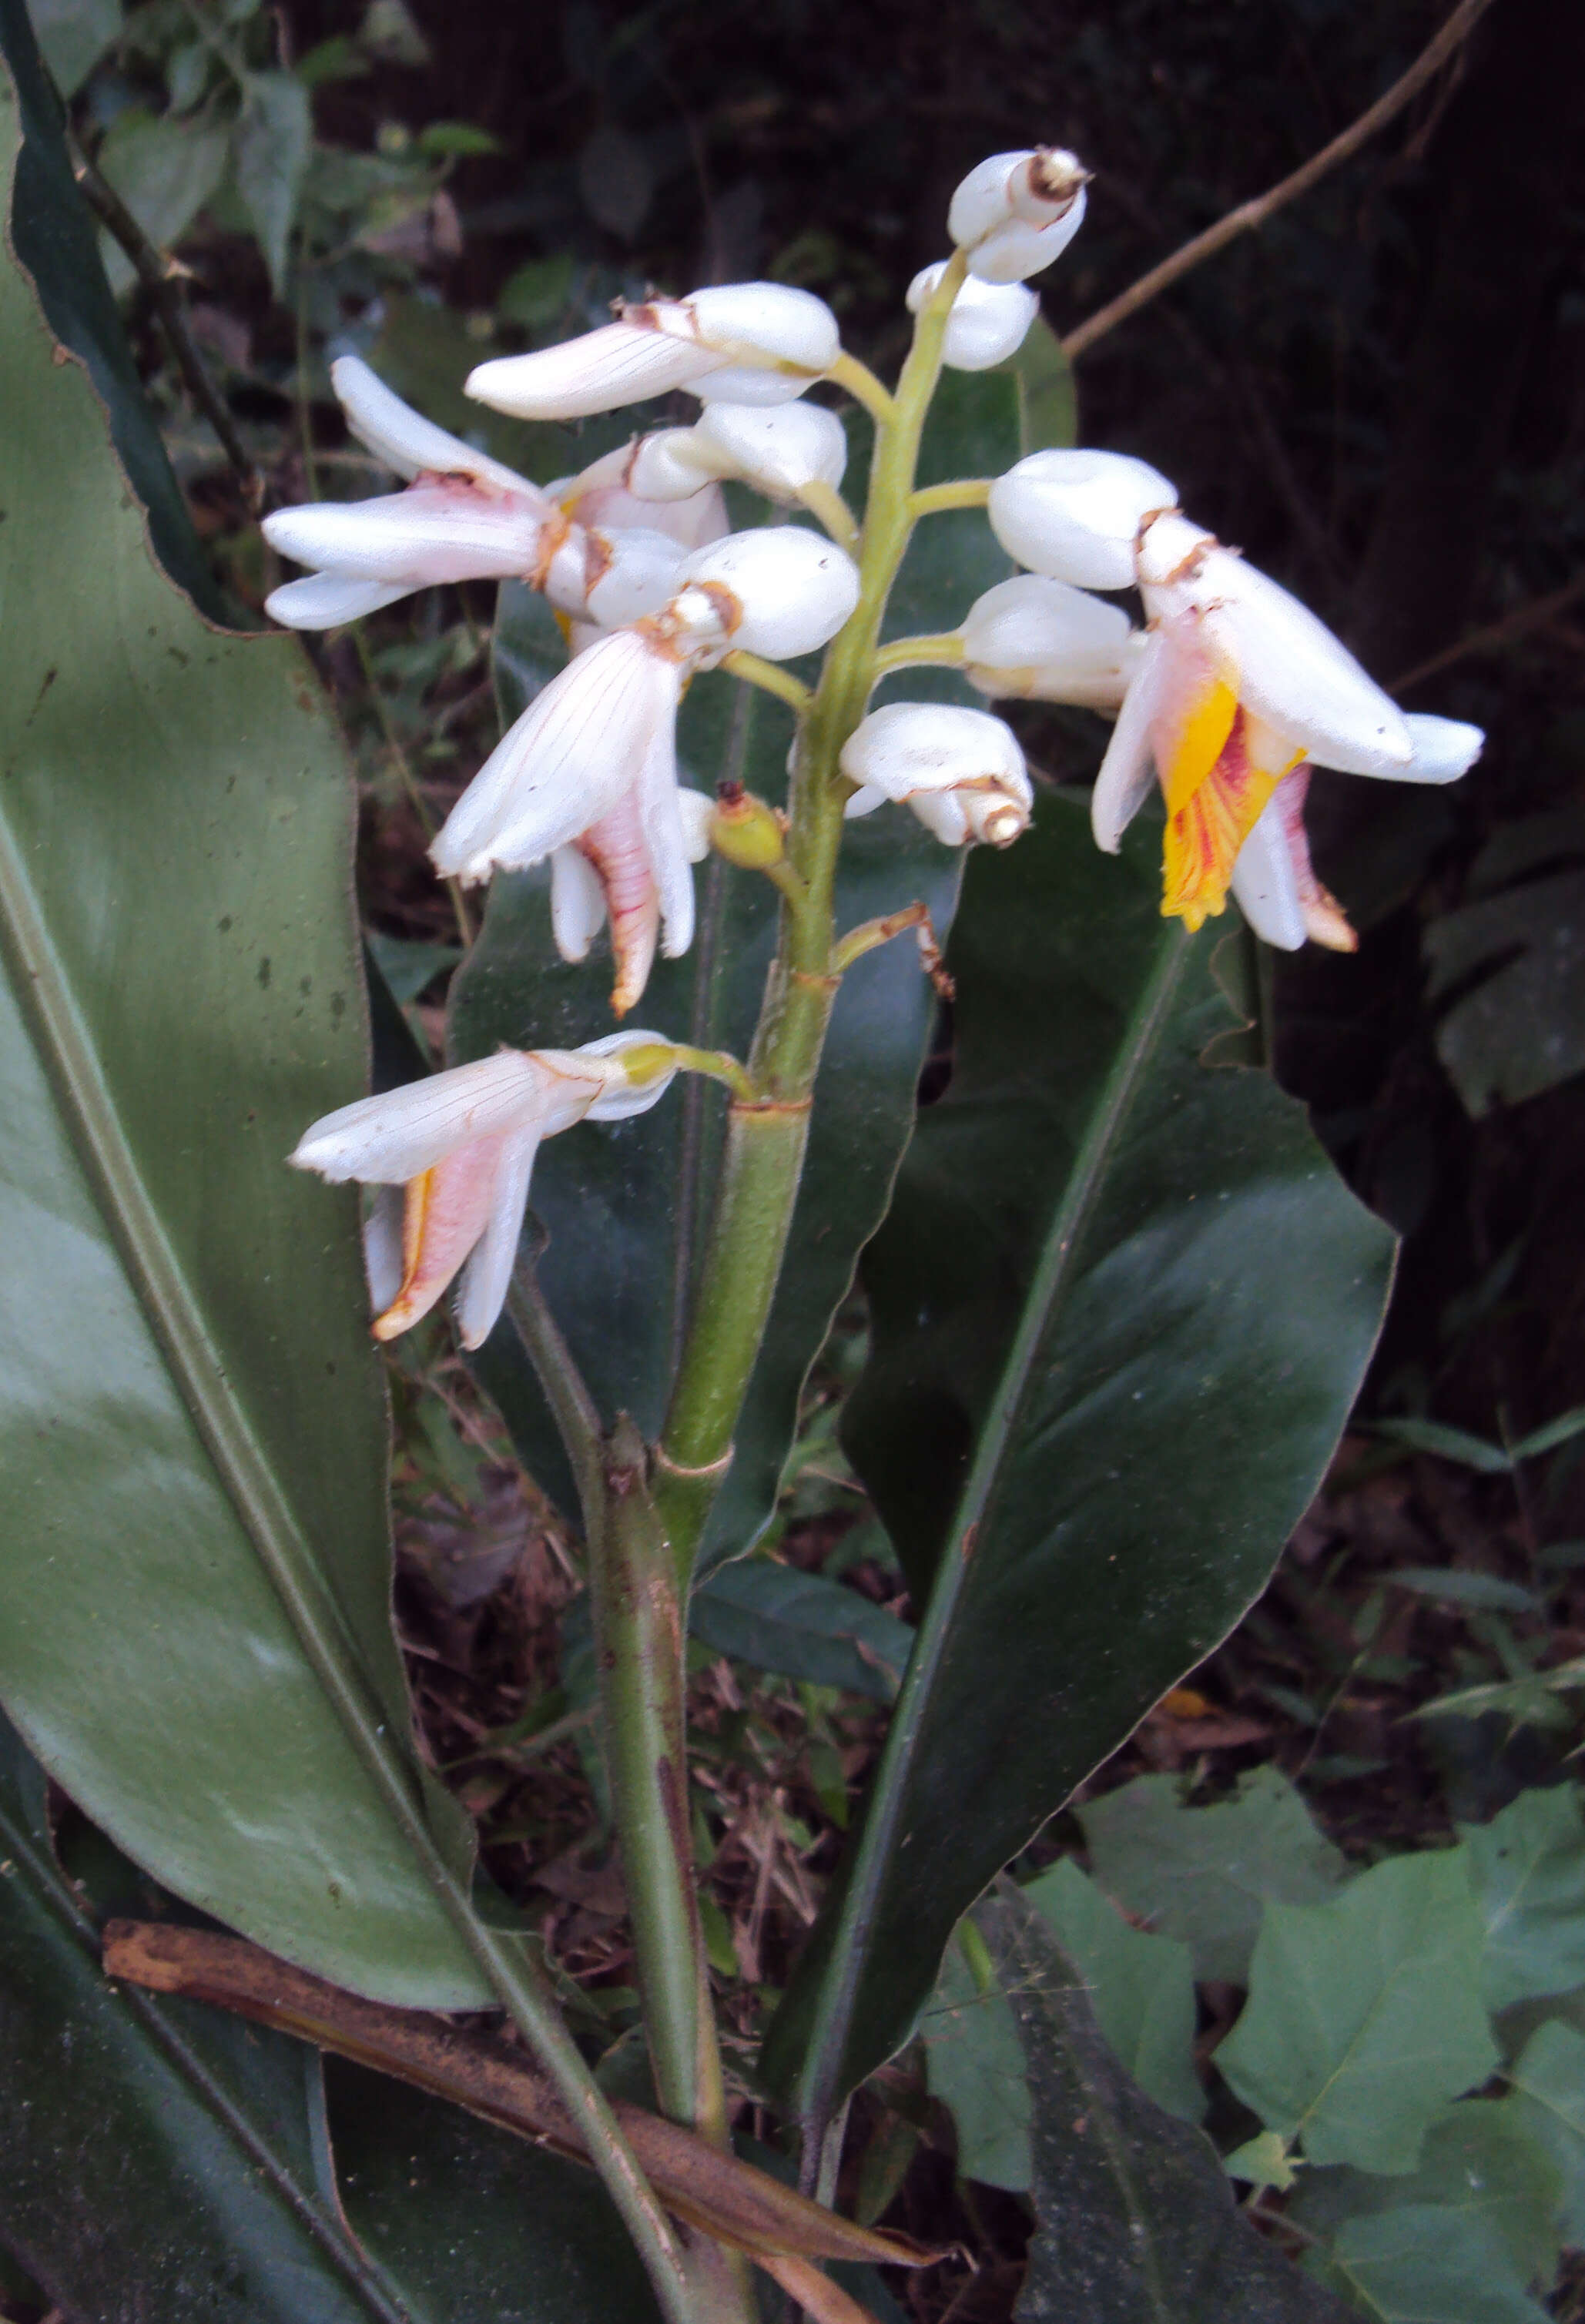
947 148 1089 284
1092 511 1476 939
431 527 857 1006
553 444 732 552
289 1033 676 1347
1231 718 1483 953
987 447 1178 590
960 574 1144 709
841 702 1032 847
465 283 842 421
626 401 849 504
906 264 1038 371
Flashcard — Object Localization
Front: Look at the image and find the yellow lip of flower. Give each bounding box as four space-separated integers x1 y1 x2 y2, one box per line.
1157 668 1303 932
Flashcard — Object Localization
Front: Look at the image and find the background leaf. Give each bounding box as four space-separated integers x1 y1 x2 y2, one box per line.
688 1559 913 1704
1425 869 1585 1118
763 795 1394 2102
1460 1785 1585 2012
1023 1858 1204 2124
1216 1850 1498 2175
22 0 119 95
920 1928 1034 2192
1506 2018 1585 2244
234 69 310 294
1076 1769 1350 1986
1322 2208 1552 2324
0 56 488 2007
96 102 230 296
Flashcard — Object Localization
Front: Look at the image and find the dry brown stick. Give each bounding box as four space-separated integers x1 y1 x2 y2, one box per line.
1061 0 1500 363
1389 569 1585 692
71 147 262 507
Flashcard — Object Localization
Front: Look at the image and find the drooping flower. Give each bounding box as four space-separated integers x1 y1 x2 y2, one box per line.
431 527 860 1010
623 400 849 506
960 574 1144 709
263 356 687 632
841 702 1032 847
906 265 1038 371
465 284 842 421
290 1034 677 1348
1091 511 1456 933
947 147 1089 283
987 447 1178 589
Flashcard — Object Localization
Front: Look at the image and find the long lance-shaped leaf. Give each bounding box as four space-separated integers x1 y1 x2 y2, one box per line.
451 340 1074 1568
762 795 1396 2110
0 48 490 2005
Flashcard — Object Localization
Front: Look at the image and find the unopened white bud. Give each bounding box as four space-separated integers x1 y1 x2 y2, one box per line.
907 264 1038 371
679 527 859 660
947 147 1089 284
961 574 1143 709
839 702 1032 848
989 448 1178 589
684 283 842 404
695 400 849 497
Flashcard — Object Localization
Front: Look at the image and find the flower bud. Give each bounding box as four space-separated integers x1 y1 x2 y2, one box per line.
628 400 848 506
947 148 1089 284
840 702 1031 848
906 265 1038 372
553 445 732 551
679 527 860 660
961 574 1143 709
988 448 1178 589
708 782 786 869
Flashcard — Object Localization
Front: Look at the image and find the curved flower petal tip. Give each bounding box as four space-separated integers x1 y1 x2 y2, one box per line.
679 527 860 658
328 355 531 493
1232 770 1356 955
264 572 412 628
907 264 1038 371
290 1038 676 1345
962 573 1142 709
948 147 1089 283
840 702 1031 847
990 447 1179 590
466 284 839 421
263 481 549 591
1401 713 1483 783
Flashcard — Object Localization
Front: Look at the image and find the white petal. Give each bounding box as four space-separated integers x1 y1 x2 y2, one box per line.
454 1127 541 1348
908 790 970 846
839 702 1029 802
635 717 695 959
330 356 531 492
676 786 715 862
467 323 716 420
576 1030 681 1121
264 572 411 628
962 572 1139 707
1400 713 1484 783
680 527 860 660
581 527 689 625
1230 797 1307 951
967 199 1086 285
691 400 849 497
1091 628 1167 852
289 1050 555 1184
907 263 1038 371
989 449 1178 590
948 152 1030 246
684 283 840 374
841 782 888 819
628 429 728 499
431 631 679 882
264 483 545 587
550 845 608 961
1007 149 1089 227
362 1186 406 1311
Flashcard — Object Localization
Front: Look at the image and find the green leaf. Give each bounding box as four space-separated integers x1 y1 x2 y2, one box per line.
689 1559 913 1704
1216 1850 1499 2174
323 2057 663 2322
415 119 501 159
1288 2101 1562 2288
1461 1787 1585 2011
1389 1569 1540 1614
0 60 490 2008
1408 1659 1585 1730
1371 1419 1513 1474
980 1887 1355 2324
1077 1767 1350 1985
920 1927 1034 2192
1507 2018 1585 2243
1022 1858 1204 2123
96 102 231 296
450 357 1045 1565
1325 2208 1552 2324
234 69 310 295
0 1712 411 2322
1424 869 1585 1118
1225 2130 1299 2192
364 930 461 1006
1509 1407 1585 1462
24 0 119 95
762 796 1393 2104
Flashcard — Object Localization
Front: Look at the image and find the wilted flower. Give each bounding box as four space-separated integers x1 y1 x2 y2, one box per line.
625 400 849 505
465 284 842 420
1092 511 1467 934
960 574 1144 709
841 702 1032 847
431 527 860 1009
290 1034 676 1348
263 357 686 632
987 447 1178 589
906 264 1039 371
947 147 1089 283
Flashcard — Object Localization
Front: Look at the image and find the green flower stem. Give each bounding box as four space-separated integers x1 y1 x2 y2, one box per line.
654 250 970 1587
910 476 993 515
719 650 813 714
870 631 967 678
796 477 861 551
826 350 898 425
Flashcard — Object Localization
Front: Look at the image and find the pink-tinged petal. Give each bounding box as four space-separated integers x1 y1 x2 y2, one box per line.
550 844 608 962
290 1050 554 1184
454 1127 541 1348
635 718 696 963
1091 628 1167 851
576 786 662 1016
467 323 719 420
1275 766 1356 951
264 480 548 588
373 1134 508 1340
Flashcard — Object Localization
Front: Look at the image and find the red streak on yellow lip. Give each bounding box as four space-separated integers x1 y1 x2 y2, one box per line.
1161 705 1300 933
